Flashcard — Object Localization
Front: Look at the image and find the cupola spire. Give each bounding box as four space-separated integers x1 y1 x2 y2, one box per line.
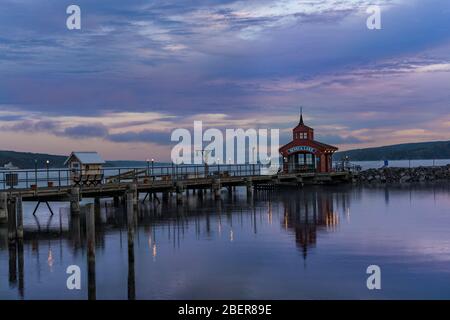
299 106 304 125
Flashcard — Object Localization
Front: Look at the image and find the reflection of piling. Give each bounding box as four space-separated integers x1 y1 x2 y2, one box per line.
8 242 17 287
126 191 136 300
113 196 120 208
162 192 169 203
17 239 24 298
86 204 96 300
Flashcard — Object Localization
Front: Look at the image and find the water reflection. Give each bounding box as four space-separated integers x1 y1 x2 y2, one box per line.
281 188 354 259
2 183 450 299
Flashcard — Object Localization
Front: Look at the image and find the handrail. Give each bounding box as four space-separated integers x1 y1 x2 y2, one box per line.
0 164 265 190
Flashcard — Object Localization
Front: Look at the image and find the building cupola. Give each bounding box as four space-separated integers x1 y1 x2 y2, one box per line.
293 108 314 140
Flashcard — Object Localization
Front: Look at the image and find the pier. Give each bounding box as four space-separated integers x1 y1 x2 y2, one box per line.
0 164 351 243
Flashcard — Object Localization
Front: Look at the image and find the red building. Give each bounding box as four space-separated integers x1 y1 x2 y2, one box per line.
279 113 338 173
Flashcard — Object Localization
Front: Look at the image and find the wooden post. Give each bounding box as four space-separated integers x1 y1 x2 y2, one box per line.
213 179 221 199
7 196 16 243
246 180 254 198
86 204 96 300
70 187 80 214
126 183 138 212
94 197 101 223
16 196 23 240
0 192 8 224
126 192 135 242
176 182 184 204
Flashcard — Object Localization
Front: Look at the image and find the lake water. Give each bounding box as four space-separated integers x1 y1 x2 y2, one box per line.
1 184 450 300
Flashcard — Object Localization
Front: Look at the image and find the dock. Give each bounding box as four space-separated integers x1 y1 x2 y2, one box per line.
0 164 352 243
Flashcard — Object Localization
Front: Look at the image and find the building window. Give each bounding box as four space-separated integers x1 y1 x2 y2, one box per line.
71 162 80 169
306 154 313 165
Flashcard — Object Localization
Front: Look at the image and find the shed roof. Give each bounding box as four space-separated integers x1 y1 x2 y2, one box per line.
64 152 105 166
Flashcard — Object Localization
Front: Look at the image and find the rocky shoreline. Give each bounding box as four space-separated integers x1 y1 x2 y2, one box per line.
354 165 450 184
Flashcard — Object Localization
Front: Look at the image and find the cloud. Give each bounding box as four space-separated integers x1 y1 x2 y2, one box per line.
63 124 109 138
315 134 368 145
107 130 171 145
1 0 450 159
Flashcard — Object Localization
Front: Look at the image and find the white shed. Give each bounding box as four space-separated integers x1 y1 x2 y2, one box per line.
64 152 105 185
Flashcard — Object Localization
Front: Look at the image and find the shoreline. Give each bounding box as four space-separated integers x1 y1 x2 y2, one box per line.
352 165 450 184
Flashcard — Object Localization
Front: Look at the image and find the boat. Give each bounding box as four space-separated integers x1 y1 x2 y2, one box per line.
1 162 19 170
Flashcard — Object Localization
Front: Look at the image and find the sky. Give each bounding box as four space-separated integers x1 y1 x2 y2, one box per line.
0 0 449 161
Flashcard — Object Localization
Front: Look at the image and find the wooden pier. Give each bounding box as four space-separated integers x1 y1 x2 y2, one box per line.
0 164 352 243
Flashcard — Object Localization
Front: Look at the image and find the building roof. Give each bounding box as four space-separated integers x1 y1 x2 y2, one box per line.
64 152 105 166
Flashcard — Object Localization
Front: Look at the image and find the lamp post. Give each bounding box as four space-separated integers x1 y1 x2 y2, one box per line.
217 157 220 176
34 159 38 187
146 158 150 177
46 160 50 184
151 158 155 181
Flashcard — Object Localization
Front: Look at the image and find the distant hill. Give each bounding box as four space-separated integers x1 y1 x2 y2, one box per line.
0 150 67 169
0 150 168 169
335 140 450 161
2 140 450 169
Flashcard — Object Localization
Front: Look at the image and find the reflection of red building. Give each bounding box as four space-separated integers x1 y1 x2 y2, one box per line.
279 112 338 173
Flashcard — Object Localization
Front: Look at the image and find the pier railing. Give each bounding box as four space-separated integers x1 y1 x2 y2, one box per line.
0 164 265 190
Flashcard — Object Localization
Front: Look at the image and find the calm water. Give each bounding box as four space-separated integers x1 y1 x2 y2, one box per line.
1 184 450 300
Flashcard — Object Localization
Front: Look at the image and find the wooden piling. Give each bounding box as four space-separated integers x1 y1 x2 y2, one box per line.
16 196 23 240
175 182 184 204
0 192 7 224
70 187 80 214
246 180 254 198
94 197 101 223
213 179 221 199
126 192 135 244
7 197 16 243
